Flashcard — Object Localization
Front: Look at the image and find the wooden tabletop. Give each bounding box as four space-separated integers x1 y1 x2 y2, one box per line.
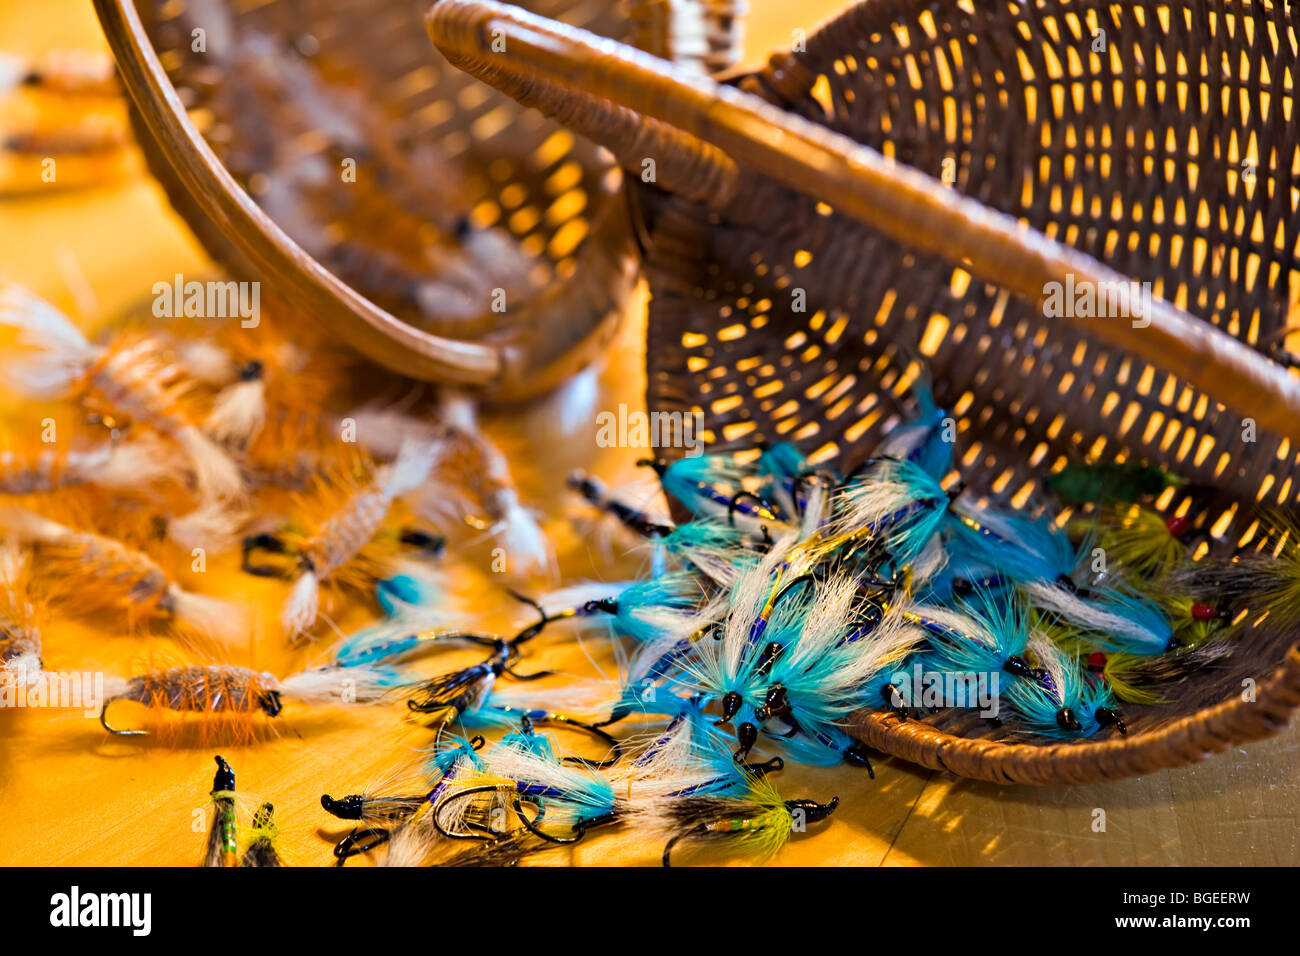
1 0 1296 867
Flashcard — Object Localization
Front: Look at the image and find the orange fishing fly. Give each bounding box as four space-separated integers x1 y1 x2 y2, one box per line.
99 661 407 741
0 504 246 645
254 440 440 639
0 284 245 501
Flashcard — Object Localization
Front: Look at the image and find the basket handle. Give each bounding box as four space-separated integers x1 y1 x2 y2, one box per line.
428 0 1300 443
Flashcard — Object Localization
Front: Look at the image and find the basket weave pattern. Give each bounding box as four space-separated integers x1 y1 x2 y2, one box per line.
638 0 1300 781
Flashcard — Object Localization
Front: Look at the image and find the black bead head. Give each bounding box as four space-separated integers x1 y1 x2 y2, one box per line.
259 690 283 717
720 691 743 721
1056 707 1083 732
320 794 366 820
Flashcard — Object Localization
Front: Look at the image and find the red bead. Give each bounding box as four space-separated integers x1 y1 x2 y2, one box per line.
1191 602 1217 621
1165 515 1191 538
1088 652 1107 672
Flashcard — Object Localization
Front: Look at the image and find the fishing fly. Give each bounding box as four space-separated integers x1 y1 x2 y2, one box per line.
241 439 440 638
239 802 284 868
0 284 246 501
99 662 407 738
1 504 247 644
0 436 178 496
202 756 239 867
647 773 838 867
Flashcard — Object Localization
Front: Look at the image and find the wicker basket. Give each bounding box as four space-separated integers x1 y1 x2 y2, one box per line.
92 0 664 399
428 0 1300 783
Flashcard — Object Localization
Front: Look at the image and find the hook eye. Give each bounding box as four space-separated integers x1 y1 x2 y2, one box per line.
742 756 785 777
842 743 875 778
784 795 840 824
1056 707 1084 732
733 722 759 760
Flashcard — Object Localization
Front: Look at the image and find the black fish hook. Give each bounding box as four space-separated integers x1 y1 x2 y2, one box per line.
506 590 552 645
756 684 791 722
555 717 623 770
661 826 707 867
842 743 876 779
727 490 779 525
743 756 785 777
789 468 838 516
769 572 819 617
718 691 744 724
332 826 391 865
491 706 624 769
512 799 617 846
431 784 512 841
505 589 583 650
567 471 674 538
661 794 837 867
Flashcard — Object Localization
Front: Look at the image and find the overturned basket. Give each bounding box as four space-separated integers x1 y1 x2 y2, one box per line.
428 0 1300 783
92 0 659 399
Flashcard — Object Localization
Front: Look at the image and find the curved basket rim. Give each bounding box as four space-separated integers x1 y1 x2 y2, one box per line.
847 641 1300 785
92 0 631 395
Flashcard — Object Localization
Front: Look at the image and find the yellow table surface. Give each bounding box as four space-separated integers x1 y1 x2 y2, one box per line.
1 0 1297 867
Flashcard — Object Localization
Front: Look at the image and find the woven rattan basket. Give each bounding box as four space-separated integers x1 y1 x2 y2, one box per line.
428 0 1300 783
92 0 663 399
